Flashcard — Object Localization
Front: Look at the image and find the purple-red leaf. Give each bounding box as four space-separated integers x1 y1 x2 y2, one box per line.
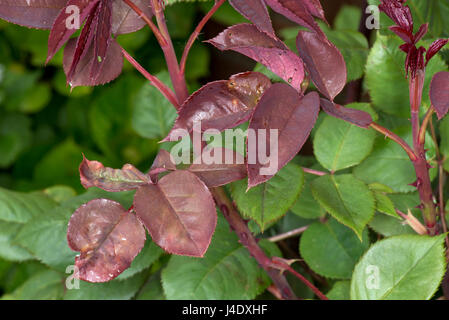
0 0 66 29
189 147 247 187
207 24 304 91
79 156 150 192
63 37 123 87
163 72 272 141
90 0 112 81
426 39 449 65
302 0 327 22
46 0 99 64
229 0 274 36
296 30 347 101
247 84 320 188
264 0 323 34
148 149 177 183
134 170 217 257
67 199 146 283
430 71 449 120
320 98 373 128
111 0 153 35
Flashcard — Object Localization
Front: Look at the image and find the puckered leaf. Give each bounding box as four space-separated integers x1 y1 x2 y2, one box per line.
296 30 347 101
163 72 271 141
207 24 304 91
247 84 319 187
63 38 123 87
264 0 323 34
311 174 375 239
67 199 146 283
189 147 247 188
134 170 217 257
319 99 373 128
350 235 446 300
229 0 274 36
79 156 150 192
0 0 66 29
430 71 449 120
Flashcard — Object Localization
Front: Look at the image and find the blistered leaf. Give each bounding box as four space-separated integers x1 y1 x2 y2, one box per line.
247 84 319 187
264 0 322 34
0 0 66 29
430 71 449 120
296 30 347 100
320 98 373 128
189 147 246 187
164 72 271 141
134 170 217 257
67 199 146 282
207 25 304 91
79 156 150 192
229 0 274 36
63 38 123 87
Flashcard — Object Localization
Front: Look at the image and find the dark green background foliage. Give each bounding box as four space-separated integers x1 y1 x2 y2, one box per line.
0 0 448 300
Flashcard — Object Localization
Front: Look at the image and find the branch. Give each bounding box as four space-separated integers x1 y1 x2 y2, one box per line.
268 226 309 242
211 187 297 300
270 259 328 300
121 47 180 109
122 0 167 47
151 0 189 103
370 122 417 161
180 0 226 74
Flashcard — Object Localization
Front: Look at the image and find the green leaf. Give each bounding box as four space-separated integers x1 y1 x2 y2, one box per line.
132 71 177 139
116 239 163 280
161 215 278 300
0 113 32 168
300 219 370 279
350 235 446 300
0 221 34 261
313 113 376 172
334 6 362 31
8 270 64 300
0 187 56 223
365 33 447 117
64 272 146 300
327 281 351 300
311 174 375 238
136 271 165 300
229 163 304 230
354 127 436 193
291 173 324 219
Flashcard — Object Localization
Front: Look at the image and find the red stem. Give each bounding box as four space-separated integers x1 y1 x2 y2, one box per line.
180 0 226 75
369 123 417 161
121 47 179 109
151 0 189 103
302 167 327 176
211 187 297 300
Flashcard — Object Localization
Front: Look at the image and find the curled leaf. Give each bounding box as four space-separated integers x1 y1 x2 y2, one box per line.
247 84 320 188
320 98 372 128
134 170 217 257
296 30 347 101
163 72 271 141
207 24 304 91
430 71 449 120
67 199 146 282
79 156 150 192
148 149 177 183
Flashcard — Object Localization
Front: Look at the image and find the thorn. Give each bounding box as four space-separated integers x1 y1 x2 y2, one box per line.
415 203 424 209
